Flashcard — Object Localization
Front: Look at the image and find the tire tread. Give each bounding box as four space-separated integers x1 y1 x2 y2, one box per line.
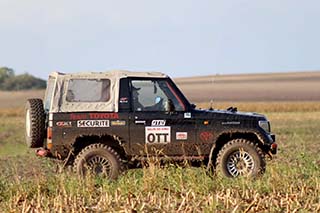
25 98 45 148
216 138 266 177
73 143 123 179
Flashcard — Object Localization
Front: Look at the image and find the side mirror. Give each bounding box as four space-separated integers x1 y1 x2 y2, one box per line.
191 103 196 109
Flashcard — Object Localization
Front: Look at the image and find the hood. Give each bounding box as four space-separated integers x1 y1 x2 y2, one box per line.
193 108 267 121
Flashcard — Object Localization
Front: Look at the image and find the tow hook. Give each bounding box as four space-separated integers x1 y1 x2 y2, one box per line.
270 143 278 154
266 143 278 160
36 148 50 157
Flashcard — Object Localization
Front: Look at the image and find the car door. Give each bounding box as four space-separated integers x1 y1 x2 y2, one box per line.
128 78 197 156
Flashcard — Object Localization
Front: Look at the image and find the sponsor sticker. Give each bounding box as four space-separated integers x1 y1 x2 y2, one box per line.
145 126 171 144
111 120 126 126
184 112 191 119
199 131 214 142
56 121 72 127
77 120 110 128
176 132 188 140
70 114 87 120
70 113 119 120
151 120 166 126
89 113 119 119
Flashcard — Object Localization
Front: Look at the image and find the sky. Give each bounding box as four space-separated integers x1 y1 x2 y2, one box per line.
0 0 319 79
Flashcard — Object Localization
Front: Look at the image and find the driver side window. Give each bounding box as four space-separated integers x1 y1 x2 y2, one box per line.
131 80 184 112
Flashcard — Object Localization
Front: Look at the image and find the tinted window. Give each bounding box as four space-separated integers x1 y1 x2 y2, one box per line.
66 79 110 102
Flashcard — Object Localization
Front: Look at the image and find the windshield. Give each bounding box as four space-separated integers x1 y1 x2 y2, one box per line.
44 76 55 112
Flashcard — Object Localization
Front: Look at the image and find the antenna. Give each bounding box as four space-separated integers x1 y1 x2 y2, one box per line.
209 75 214 110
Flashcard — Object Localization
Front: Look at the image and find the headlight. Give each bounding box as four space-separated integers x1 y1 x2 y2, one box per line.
259 120 270 133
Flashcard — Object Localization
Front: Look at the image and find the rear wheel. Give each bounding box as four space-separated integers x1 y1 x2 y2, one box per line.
25 99 45 148
73 143 122 179
216 139 265 178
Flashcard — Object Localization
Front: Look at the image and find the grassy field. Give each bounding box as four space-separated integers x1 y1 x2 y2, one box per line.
0 103 319 212
0 72 319 212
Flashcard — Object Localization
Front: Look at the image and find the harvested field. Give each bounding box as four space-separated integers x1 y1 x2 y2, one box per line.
0 71 319 108
174 71 320 102
0 90 44 109
0 72 320 211
0 104 320 212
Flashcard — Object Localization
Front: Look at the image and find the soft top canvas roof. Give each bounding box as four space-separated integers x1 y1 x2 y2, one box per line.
48 70 168 113
49 70 168 80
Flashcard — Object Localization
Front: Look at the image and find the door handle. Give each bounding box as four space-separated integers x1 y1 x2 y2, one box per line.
135 120 146 125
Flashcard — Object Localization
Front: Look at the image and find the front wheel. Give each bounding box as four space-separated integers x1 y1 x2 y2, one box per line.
73 143 122 179
216 139 266 178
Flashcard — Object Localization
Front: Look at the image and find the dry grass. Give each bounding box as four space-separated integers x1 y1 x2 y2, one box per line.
1 158 319 212
0 108 24 117
0 73 320 212
0 105 319 212
0 90 44 117
0 90 44 109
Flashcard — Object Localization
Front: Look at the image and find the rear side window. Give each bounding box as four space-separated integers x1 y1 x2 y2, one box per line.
66 79 110 102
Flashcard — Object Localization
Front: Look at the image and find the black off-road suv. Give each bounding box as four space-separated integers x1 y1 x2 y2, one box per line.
25 70 277 179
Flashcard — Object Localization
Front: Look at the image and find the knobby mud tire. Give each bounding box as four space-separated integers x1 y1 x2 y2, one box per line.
216 139 266 178
25 99 45 148
73 143 123 179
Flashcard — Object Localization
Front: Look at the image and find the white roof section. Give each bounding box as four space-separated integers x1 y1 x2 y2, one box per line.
48 70 168 113
49 70 168 79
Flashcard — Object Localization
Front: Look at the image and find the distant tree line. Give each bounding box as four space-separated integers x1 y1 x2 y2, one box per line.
0 67 46 91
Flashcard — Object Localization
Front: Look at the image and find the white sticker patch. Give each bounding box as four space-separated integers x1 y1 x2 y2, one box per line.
56 121 72 127
184 112 191 118
176 132 188 140
145 126 171 143
77 120 110 128
151 120 166 126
